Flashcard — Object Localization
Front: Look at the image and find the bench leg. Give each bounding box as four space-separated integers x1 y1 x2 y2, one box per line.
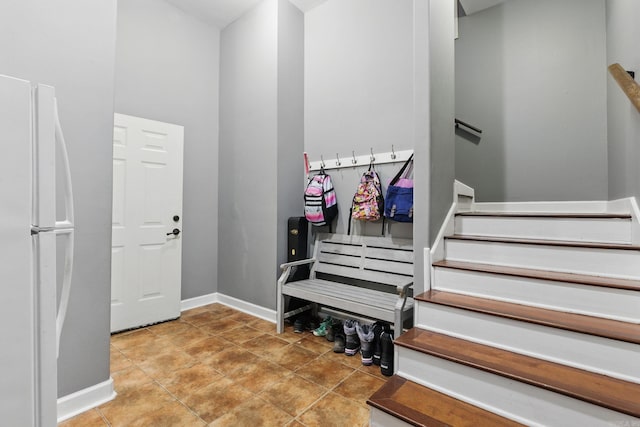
394 309 402 338
276 278 285 334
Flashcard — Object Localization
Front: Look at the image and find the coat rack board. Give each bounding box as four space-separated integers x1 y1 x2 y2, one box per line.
308 149 413 172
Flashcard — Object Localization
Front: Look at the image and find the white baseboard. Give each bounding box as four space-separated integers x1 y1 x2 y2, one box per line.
57 377 115 423
216 293 276 323
181 292 276 324
181 293 219 312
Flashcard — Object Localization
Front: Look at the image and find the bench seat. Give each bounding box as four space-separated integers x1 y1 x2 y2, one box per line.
276 233 414 337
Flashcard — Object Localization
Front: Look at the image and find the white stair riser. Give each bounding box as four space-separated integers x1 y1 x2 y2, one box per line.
397 348 639 427
433 268 640 323
369 408 413 427
455 216 632 244
414 303 640 384
445 240 640 279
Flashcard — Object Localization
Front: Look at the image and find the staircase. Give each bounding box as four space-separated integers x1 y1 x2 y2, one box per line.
368 200 640 426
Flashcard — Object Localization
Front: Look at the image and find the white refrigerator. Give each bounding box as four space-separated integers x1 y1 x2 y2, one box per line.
0 74 75 426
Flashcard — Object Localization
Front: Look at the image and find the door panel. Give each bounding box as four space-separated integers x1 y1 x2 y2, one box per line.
111 114 184 332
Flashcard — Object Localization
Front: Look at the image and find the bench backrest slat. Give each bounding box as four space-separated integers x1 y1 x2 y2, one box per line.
318 251 362 268
363 258 413 276
311 233 414 288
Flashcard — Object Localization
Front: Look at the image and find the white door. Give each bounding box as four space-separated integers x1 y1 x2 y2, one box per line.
111 114 184 332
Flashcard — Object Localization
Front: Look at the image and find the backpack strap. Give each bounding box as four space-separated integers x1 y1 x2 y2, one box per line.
389 153 414 186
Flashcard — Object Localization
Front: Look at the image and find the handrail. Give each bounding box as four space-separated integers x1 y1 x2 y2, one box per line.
609 63 640 114
455 118 482 134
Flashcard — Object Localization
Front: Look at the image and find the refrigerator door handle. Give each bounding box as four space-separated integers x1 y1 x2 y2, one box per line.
53 99 75 357
54 98 74 227
54 228 74 357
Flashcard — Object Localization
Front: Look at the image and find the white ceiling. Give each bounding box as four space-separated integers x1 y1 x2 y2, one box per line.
164 0 327 28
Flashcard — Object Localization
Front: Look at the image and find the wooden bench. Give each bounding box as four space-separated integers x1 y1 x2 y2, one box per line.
276 233 414 337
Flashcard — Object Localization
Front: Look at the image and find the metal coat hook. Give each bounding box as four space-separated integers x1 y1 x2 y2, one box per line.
391 145 396 160
351 151 357 165
320 155 326 169
335 153 341 167
370 148 376 163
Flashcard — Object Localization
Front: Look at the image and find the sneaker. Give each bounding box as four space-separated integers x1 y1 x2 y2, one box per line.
333 331 346 353
356 322 375 366
293 317 305 333
326 320 342 342
313 316 332 337
343 319 361 356
307 317 319 331
371 322 385 366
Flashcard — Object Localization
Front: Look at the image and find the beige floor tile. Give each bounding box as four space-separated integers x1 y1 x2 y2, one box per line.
263 344 318 371
247 317 278 334
58 409 106 427
110 328 155 350
147 318 194 336
321 349 364 369
137 349 198 381
278 329 309 343
183 377 254 424
357 362 388 380
218 325 265 344
298 392 370 427
295 356 355 389
197 317 243 334
109 345 132 373
99 382 175 426
181 305 214 319
226 310 260 324
61 306 385 427
259 374 327 417
208 396 293 427
118 336 178 364
183 335 233 360
168 326 211 348
125 400 206 427
158 362 223 400
202 346 262 376
210 305 236 316
183 310 227 326
227 360 295 394
292 336 333 354
111 366 153 392
333 370 386 404
241 333 291 356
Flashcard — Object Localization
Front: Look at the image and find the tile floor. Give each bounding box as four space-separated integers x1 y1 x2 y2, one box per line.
59 303 388 426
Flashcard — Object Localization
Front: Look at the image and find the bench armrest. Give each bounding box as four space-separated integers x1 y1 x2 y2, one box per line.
396 281 413 298
279 258 317 271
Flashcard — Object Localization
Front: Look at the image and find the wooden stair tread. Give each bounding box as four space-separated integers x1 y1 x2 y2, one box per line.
456 211 631 219
394 329 640 418
446 234 640 251
432 260 640 291
416 290 640 344
367 375 524 427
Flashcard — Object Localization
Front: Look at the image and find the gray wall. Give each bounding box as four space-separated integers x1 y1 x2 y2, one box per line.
455 0 608 202
115 0 221 300
277 0 305 271
606 0 640 201
428 0 456 256
304 0 414 239
219 0 304 309
0 0 116 396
